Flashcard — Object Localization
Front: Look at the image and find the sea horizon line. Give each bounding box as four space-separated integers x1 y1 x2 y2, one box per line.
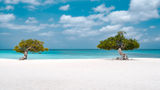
0 49 160 50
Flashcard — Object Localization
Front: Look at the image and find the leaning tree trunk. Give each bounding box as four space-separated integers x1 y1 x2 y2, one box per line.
117 48 128 60
19 50 28 60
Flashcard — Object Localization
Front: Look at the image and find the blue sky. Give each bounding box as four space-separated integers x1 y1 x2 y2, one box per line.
0 0 160 49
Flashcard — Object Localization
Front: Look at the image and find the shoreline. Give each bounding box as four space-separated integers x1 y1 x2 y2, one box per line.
0 58 160 61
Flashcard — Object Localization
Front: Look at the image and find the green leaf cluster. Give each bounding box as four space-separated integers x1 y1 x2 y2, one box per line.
13 39 48 53
97 31 140 50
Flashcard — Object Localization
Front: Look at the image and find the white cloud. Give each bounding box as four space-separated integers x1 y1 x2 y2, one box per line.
93 4 115 13
43 0 54 5
0 23 44 32
59 4 70 11
42 0 71 5
0 14 15 22
107 11 132 24
99 25 143 40
40 23 59 28
99 25 137 36
121 26 134 32
90 0 99 1
38 31 53 36
155 37 160 41
5 5 14 10
88 13 104 20
63 28 100 37
60 15 98 28
3 0 72 6
107 0 160 24
89 4 115 22
4 0 19 4
149 25 156 29
25 17 38 24
0 23 59 32
100 24 121 32
60 14 101 37
4 0 40 5
0 5 14 11
25 5 36 10
0 13 59 32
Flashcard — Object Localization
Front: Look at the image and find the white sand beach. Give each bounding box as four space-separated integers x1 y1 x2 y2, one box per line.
0 58 160 90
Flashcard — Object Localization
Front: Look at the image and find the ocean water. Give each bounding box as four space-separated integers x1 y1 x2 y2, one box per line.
0 49 160 59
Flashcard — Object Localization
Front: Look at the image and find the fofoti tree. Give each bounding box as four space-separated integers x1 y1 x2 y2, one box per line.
14 39 48 60
97 31 140 60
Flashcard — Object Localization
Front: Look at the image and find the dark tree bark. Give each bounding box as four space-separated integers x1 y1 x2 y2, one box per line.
117 48 128 60
19 50 28 60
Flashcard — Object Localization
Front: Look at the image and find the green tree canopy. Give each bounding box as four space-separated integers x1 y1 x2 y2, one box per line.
97 31 140 50
14 39 48 60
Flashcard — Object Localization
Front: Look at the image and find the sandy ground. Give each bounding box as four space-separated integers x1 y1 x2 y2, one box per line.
0 58 160 90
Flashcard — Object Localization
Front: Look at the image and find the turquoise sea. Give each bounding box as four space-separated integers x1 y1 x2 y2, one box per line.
0 49 160 59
